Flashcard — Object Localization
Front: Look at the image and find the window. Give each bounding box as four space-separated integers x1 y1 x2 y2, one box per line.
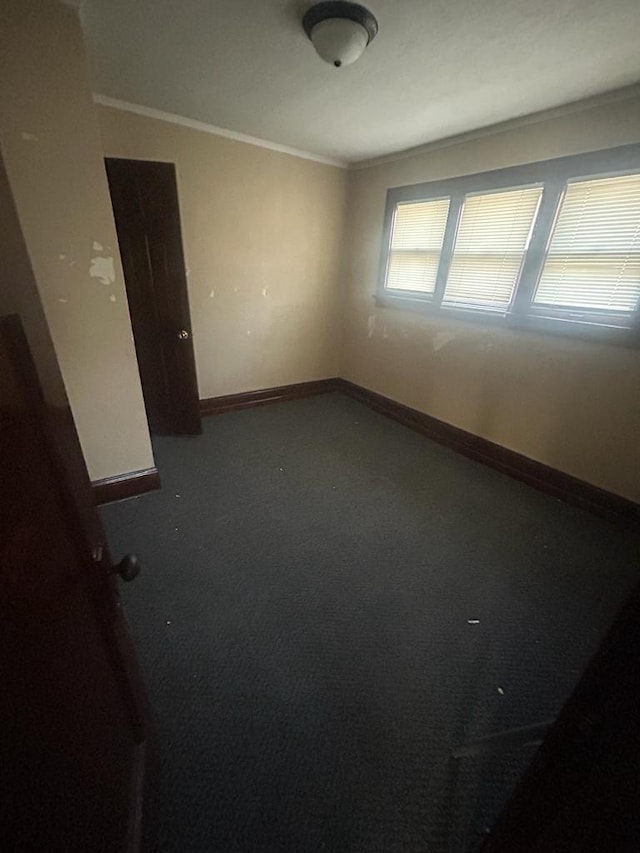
533 173 640 318
443 186 543 310
378 144 640 344
385 198 449 294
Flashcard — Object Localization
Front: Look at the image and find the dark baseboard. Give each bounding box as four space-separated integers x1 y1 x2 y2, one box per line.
92 467 160 506
197 375 637 526
199 378 341 417
335 379 639 528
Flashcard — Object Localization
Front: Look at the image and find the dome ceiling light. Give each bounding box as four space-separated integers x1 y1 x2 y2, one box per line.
302 2 379 68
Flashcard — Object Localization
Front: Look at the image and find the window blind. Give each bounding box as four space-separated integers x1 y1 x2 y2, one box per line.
534 173 640 314
385 198 450 294
442 186 543 309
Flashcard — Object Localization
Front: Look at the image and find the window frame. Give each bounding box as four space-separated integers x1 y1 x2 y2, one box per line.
376 144 640 347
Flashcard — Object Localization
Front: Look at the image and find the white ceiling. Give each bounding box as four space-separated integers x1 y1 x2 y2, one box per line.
81 0 640 164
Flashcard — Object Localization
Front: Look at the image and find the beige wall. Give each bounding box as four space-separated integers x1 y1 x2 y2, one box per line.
0 0 154 482
98 106 348 399
343 95 640 502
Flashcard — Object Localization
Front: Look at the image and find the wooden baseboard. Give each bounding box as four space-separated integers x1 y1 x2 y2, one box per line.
199 378 341 417
335 379 639 528
92 467 160 506
196 375 637 526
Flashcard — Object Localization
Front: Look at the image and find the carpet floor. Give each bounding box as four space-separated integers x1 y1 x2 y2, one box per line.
100 392 639 852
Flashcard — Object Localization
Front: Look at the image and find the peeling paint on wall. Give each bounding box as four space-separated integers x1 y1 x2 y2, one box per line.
109 294 117 303
58 253 79 267
209 289 215 298
21 131 39 142
367 314 377 338
262 287 269 297
89 255 115 285
92 240 104 252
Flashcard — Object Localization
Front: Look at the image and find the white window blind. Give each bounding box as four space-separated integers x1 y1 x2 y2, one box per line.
534 173 640 314
443 186 543 309
385 198 450 294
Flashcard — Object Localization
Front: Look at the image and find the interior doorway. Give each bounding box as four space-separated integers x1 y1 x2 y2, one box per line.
105 158 201 436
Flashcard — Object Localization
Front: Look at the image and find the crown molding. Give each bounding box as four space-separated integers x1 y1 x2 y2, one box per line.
94 84 640 171
93 95 347 169
352 83 640 170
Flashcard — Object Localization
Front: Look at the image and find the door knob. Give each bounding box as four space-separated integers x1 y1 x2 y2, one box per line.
113 554 141 582
177 329 189 340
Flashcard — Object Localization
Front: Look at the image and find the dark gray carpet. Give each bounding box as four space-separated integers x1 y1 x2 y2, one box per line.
100 392 639 852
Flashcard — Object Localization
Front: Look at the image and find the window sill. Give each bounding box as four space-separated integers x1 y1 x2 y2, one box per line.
374 293 640 349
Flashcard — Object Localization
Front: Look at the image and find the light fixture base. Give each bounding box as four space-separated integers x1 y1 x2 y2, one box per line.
302 2 378 46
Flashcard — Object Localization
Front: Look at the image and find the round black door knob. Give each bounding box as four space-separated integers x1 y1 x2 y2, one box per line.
114 554 141 582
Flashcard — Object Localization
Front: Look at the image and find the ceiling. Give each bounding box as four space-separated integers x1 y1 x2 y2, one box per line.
81 0 640 164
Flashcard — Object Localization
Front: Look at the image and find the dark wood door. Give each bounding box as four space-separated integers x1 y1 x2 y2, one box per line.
482 579 640 851
0 315 149 851
105 158 201 436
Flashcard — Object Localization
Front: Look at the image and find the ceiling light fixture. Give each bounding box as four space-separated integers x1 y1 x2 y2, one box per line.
302 1 378 68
